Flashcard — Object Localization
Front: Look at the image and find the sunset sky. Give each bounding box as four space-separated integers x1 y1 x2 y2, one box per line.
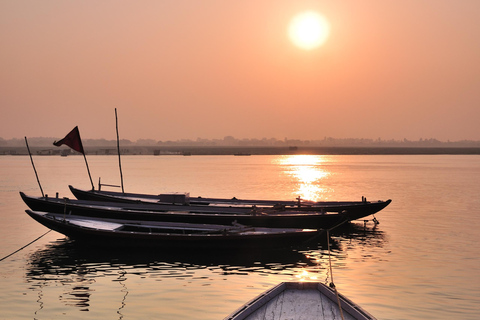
1 1 479 141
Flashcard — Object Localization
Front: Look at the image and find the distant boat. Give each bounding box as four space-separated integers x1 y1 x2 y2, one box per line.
25 210 320 248
224 282 377 320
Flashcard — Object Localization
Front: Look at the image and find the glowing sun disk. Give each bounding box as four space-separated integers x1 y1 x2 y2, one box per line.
288 11 330 50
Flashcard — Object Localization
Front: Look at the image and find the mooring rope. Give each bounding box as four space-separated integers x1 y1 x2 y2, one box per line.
327 228 346 320
0 230 52 262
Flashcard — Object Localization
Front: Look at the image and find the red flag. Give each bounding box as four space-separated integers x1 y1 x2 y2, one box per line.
53 126 85 154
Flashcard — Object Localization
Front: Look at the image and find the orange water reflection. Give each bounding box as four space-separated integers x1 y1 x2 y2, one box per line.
295 269 319 281
275 155 332 201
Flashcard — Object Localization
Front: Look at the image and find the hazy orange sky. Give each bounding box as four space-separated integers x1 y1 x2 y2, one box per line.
1 1 479 141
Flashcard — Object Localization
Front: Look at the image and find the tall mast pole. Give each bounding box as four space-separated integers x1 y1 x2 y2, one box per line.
115 108 125 193
25 137 44 197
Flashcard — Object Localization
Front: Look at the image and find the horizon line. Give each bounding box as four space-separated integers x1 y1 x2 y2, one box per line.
2 136 480 143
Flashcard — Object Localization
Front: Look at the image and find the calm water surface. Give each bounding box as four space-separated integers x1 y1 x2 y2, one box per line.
0 155 479 319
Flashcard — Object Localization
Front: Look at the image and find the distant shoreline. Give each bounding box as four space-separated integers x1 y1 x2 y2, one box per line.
2 146 480 156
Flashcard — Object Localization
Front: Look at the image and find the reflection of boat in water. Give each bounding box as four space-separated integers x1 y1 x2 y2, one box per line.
25 239 318 312
334 221 386 241
25 223 385 280
25 226 386 313
26 238 318 277
25 210 321 249
225 281 377 320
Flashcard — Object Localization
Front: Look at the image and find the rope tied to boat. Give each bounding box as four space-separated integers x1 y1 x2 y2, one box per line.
327 227 345 320
0 230 52 262
300 216 349 245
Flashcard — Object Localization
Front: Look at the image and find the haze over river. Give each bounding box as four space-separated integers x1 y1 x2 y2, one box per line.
0 154 479 319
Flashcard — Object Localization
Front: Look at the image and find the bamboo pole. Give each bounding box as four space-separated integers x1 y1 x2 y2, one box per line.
83 152 95 190
115 108 125 193
25 137 44 197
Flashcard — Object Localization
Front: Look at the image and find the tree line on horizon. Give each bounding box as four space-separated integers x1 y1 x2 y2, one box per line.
1 136 479 148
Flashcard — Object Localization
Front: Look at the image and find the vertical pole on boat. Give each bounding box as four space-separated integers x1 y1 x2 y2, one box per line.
83 152 95 190
115 108 125 193
25 137 44 197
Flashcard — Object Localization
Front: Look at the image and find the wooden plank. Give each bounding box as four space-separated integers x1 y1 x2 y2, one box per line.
280 289 323 319
244 288 337 320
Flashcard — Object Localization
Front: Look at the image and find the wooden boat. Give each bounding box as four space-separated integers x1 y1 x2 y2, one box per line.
68 185 392 215
21 192 391 229
25 210 321 248
224 282 377 320
20 192 264 215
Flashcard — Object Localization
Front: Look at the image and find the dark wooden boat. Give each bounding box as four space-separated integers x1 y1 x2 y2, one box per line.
21 192 262 215
21 192 391 229
25 210 320 248
68 185 392 215
224 282 377 320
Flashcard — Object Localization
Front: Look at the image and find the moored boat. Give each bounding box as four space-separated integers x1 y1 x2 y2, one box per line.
21 192 391 229
25 210 321 248
68 185 392 215
224 281 377 320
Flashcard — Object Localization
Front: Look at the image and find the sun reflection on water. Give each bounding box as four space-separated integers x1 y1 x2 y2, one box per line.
293 253 325 282
295 269 320 281
276 155 332 201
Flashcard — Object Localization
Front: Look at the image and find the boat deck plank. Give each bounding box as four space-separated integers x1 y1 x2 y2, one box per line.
243 285 359 320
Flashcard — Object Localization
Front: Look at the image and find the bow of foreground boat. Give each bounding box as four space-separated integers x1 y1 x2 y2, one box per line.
224 282 377 320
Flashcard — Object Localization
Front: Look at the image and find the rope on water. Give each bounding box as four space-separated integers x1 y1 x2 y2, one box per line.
0 230 52 262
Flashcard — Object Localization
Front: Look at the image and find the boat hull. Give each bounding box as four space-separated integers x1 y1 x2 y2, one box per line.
25 210 320 249
69 185 391 214
21 192 391 229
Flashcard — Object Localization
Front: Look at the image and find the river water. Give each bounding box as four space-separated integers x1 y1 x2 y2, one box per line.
0 154 479 319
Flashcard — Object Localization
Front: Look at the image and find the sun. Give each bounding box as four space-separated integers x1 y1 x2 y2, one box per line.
288 11 330 50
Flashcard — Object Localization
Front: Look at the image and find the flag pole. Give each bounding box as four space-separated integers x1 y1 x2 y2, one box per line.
83 152 95 190
115 108 125 193
25 137 44 197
